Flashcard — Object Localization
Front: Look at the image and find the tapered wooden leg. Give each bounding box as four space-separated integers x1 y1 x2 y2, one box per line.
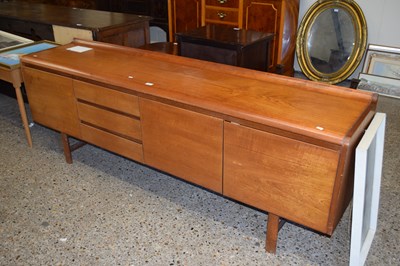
266 213 280 253
61 133 73 164
61 133 86 164
14 84 32 147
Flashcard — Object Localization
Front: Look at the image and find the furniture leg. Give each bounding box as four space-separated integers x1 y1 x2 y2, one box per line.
266 213 280 253
61 133 73 164
13 83 32 147
61 133 86 164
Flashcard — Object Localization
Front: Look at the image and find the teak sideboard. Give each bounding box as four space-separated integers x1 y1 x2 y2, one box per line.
21 40 377 253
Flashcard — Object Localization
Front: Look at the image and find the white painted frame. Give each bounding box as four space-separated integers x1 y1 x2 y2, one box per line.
350 112 386 266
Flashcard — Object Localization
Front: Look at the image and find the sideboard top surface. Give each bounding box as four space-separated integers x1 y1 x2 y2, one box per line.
21 40 377 145
0 1 152 31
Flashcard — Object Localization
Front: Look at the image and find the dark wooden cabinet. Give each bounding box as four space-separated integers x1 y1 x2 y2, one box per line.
0 1 151 47
0 17 55 41
97 0 169 38
176 25 274 71
19 0 169 37
168 0 202 41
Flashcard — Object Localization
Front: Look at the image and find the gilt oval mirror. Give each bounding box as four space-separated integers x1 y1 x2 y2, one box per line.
296 0 367 84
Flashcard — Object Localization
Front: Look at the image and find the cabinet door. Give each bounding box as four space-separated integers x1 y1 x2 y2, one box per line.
22 67 81 138
168 0 202 41
223 122 339 233
140 98 223 193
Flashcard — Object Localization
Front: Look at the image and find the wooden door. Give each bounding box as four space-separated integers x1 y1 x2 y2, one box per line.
139 98 223 193
168 0 202 41
223 122 340 234
22 67 81 138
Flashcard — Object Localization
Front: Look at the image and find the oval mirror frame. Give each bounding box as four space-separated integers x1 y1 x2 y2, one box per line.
296 0 367 84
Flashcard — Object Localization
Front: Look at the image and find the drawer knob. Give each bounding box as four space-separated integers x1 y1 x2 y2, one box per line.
217 12 227 19
218 0 228 3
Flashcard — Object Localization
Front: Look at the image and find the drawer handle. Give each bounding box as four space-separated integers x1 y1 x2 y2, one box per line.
218 0 228 3
217 12 227 19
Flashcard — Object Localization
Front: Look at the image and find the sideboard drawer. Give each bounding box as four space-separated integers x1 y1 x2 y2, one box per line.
205 0 240 8
81 123 143 163
77 102 142 141
205 8 239 25
74 80 140 117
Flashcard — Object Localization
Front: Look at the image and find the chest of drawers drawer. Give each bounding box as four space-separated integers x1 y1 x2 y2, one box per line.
205 0 239 8
204 8 239 25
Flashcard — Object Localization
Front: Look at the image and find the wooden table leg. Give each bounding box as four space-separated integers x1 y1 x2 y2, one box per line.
266 213 280 253
14 84 32 147
61 133 73 164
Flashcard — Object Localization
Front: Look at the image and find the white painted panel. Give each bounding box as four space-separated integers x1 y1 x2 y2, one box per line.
350 113 386 266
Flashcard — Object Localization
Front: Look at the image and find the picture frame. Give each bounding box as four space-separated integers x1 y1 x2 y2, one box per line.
0 30 33 51
357 73 400 99
363 44 400 78
358 44 400 98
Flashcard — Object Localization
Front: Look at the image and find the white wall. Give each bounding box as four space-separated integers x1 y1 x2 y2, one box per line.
295 0 400 78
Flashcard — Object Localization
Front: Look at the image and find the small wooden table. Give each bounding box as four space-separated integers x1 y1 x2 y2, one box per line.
176 25 274 71
0 41 58 147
